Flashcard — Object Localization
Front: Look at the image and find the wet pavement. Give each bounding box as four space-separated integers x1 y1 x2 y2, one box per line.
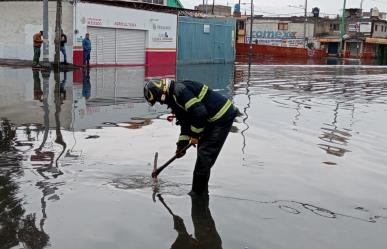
1 61 387 249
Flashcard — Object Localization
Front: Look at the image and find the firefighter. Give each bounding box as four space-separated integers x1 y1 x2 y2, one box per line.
144 78 237 196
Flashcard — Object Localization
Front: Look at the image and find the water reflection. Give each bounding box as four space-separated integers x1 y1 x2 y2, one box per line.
236 55 384 65
82 68 91 100
234 64 387 164
157 195 222 249
33 70 43 102
72 67 166 131
54 70 67 167
318 102 352 158
177 63 234 97
0 119 50 249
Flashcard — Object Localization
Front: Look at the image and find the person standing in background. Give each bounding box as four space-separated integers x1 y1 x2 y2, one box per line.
60 30 68 64
32 31 43 67
82 33 91 67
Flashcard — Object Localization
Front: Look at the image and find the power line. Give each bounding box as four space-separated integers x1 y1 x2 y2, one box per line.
369 0 387 4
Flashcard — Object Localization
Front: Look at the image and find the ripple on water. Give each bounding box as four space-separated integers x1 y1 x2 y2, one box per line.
110 174 190 196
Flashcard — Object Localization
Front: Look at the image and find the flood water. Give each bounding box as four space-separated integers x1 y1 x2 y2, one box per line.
1 61 387 249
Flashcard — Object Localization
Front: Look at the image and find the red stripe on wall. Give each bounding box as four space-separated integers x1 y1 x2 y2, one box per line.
236 43 327 58
73 50 84 66
73 50 177 80
146 51 176 66
145 51 176 77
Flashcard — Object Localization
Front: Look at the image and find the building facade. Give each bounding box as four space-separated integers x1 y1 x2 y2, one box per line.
73 2 177 67
0 1 178 68
242 16 315 48
131 0 183 8
342 8 387 58
195 5 232 17
236 8 387 59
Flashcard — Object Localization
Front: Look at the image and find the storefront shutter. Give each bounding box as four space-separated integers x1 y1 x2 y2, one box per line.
88 27 116 64
116 29 146 65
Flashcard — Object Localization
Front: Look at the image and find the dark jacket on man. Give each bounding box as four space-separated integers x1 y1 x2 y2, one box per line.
60 33 67 47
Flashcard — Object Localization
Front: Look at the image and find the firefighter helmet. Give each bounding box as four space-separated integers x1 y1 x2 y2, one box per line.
144 78 170 106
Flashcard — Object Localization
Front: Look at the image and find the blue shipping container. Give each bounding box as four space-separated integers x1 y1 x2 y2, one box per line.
178 16 236 64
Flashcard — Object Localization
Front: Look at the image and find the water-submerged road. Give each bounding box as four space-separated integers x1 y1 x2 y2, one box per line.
1 62 387 249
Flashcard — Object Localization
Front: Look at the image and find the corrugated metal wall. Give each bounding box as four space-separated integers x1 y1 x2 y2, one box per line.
178 16 236 64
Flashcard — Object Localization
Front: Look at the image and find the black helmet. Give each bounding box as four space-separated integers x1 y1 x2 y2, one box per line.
144 78 171 106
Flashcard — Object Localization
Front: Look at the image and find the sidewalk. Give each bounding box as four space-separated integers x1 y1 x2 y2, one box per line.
0 58 80 71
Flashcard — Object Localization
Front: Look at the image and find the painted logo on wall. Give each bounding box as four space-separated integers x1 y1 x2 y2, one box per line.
252 31 297 39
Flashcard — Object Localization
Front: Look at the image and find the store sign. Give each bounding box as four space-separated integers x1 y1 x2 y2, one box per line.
87 18 102 26
252 31 297 39
204 24 210 34
246 37 304 48
348 23 360 32
76 3 177 49
152 31 174 42
114 21 137 28
360 22 372 33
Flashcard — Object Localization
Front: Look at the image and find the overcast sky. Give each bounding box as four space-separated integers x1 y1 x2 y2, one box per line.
180 0 387 17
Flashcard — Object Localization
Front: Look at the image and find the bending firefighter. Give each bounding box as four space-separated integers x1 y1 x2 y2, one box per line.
144 79 237 196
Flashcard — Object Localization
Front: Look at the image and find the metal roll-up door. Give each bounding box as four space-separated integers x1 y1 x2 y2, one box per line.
88 27 116 64
116 29 146 64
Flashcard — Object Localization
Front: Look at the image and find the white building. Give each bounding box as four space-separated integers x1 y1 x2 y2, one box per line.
245 16 315 48
0 0 177 68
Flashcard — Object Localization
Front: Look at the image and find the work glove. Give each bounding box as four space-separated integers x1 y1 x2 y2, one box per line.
176 140 189 158
190 137 199 146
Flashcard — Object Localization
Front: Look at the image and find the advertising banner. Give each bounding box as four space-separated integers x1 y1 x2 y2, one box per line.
246 37 304 48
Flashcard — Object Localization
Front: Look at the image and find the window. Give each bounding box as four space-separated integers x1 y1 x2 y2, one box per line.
142 0 164 5
330 24 339 31
375 25 378 31
238 21 245 30
278 23 288 31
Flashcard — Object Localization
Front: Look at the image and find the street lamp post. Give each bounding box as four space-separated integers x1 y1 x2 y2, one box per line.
339 0 347 57
289 2 308 48
249 0 253 58
43 0 50 67
360 0 364 13
303 0 308 48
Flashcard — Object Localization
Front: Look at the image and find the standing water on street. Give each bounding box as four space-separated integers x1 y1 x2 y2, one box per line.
1 62 387 249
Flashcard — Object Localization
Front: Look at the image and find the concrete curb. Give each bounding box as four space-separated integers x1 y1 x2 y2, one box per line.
0 59 80 71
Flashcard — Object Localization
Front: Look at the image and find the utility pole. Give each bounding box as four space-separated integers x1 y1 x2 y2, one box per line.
212 0 215 15
54 0 62 68
303 0 308 48
339 0 347 56
42 0 50 67
249 0 253 63
37 70 50 152
360 0 364 12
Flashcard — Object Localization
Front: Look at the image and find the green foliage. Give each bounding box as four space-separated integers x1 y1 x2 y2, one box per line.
307 42 315 49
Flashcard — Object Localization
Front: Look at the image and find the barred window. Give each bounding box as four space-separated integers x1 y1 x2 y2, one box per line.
278 23 288 31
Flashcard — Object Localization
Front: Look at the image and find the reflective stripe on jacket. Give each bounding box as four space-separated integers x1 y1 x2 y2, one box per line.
168 80 236 139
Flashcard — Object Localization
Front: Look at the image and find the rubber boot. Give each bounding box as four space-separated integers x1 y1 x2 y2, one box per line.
188 173 209 197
